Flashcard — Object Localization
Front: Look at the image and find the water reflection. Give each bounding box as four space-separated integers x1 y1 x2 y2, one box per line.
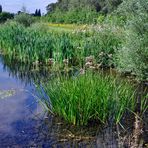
0 55 54 85
0 55 118 147
0 54 147 147
0 55 45 146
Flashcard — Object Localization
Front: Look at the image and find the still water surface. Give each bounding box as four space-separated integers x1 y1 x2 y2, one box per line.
0 56 99 147
0 55 147 147
0 56 46 147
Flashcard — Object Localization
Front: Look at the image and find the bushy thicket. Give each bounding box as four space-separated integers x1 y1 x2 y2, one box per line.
0 0 147 80
14 13 36 27
0 12 14 23
47 0 123 14
117 0 148 80
46 0 123 24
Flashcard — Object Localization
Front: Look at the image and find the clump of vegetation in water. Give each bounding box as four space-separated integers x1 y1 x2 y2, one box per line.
36 72 136 126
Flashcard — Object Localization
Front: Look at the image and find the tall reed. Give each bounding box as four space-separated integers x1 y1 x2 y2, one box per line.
0 21 122 67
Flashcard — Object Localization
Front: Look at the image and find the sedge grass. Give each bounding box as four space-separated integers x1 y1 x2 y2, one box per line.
36 72 136 126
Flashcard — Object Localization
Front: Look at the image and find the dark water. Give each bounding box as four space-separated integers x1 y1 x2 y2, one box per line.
0 55 147 147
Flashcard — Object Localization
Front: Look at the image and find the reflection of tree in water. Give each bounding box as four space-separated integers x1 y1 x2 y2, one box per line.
0 55 53 85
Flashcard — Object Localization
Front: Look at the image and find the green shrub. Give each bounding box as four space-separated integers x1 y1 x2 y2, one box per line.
82 27 123 67
14 13 36 27
46 7 99 24
117 0 148 80
0 12 14 23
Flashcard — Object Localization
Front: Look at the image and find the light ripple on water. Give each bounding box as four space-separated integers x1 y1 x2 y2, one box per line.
0 89 16 99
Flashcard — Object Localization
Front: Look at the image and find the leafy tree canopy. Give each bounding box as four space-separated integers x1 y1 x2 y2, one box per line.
47 0 123 14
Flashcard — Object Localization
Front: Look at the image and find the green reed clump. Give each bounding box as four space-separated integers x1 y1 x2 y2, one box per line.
0 22 54 63
37 72 136 126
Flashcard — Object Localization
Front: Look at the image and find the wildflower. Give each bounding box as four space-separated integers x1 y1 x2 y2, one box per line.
85 56 94 63
99 52 104 56
48 58 54 66
85 61 94 68
32 60 39 66
95 63 102 69
79 68 85 75
108 54 113 58
63 59 68 65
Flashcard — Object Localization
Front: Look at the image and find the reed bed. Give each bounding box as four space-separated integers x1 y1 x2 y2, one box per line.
0 21 122 67
36 72 137 126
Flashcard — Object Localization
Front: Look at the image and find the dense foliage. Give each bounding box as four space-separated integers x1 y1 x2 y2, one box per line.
14 13 36 27
0 0 147 131
47 0 122 13
116 0 148 80
0 22 122 68
0 12 14 23
0 0 147 81
46 0 123 24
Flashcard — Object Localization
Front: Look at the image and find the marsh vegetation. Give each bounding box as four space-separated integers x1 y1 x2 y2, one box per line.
0 0 147 147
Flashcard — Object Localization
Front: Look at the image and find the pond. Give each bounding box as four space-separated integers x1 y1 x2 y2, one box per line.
0 55 97 147
0 55 147 147
0 56 45 147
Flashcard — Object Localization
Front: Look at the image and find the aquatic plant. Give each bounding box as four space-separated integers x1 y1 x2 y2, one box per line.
0 22 53 63
0 21 121 68
37 72 136 126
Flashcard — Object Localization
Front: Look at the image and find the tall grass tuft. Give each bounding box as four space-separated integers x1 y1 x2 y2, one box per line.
37 72 136 126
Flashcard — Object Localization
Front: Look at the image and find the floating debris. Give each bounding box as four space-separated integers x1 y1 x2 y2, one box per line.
0 90 16 99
